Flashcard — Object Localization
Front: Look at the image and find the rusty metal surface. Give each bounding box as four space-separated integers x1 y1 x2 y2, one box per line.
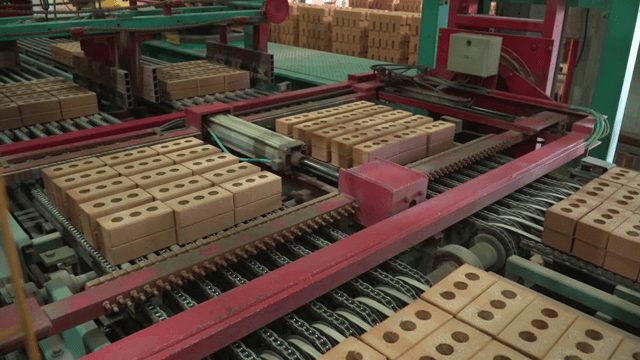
407 131 524 178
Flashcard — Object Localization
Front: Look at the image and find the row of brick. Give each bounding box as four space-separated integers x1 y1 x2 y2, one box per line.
320 264 639 359
41 137 281 265
0 77 98 130
542 167 640 280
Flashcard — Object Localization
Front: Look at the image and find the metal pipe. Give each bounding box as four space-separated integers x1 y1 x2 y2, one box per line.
298 156 339 183
98 112 122 124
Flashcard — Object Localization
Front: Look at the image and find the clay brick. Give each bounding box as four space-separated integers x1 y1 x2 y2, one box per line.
97 201 175 249
176 211 234 244
293 113 368 144
181 153 239 175
420 264 497 315
393 115 433 128
607 214 640 260
312 124 358 150
603 251 640 280
165 144 221 163
344 116 392 131
338 100 376 112
361 299 452 359
397 319 491 360
427 139 455 156
312 146 332 162
456 280 536 337
497 297 577 359
149 137 204 155
0 117 21 131
199 162 258 185
98 147 158 167
146 175 212 202
369 123 408 138
543 316 623 360
609 337 640 359
219 171 281 207
67 176 136 229
352 105 392 117
353 138 399 164
415 121 456 145
331 154 352 168
15 96 60 115
571 239 607 266
386 128 427 153
42 157 105 204
22 110 62 126
544 197 598 236
129 164 192 189
599 167 639 185
78 188 153 249
331 129 381 157
52 167 119 217
372 109 412 122
102 228 176 265
275 106 351 135
628 173 640 191
0 102 19 118
234 193 282 223
112 155 175 177
56 92 97 109
541 228 573 253
575 203 632 248
605 186 640 212
469 341 530 360
318 337 386 360
575 179 622 203
61 104 99 119
397 146 426 165
164 186 234 227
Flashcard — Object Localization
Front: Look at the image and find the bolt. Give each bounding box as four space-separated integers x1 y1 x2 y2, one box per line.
52 348 63 357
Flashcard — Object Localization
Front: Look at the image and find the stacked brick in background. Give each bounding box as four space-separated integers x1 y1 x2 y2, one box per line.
368 11 413 63
269 3 299 45
332 9 369 57
541 167 640 281
395 0 421 12
0 78 98 130
370 0 395 11
50 42 84 68
298 5 334 51
407 15 421 65
41 137 283 264
0 41 19 68
350 0 371 8
156 60 250 101
325 263 634 360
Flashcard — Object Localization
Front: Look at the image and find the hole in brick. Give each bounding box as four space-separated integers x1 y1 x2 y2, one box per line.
620 169 630 173
194 195 205 200
490 300 506 309
127 193 138 198
502 290 517 299
172 142 180 146
188 180 199 184
568 203 580 208
93 202 105 208
451 331 469 343
585 329 603 341
624 195 635 200
576 342 594 354
345 351 363 360
80 174 91 178
453 281 468 290
79 189 91 194
259 175 269 179
593 186 604 191
141 175 151 180
194 162 203 166
157 172 166 176
440 291 455 300
541 308 558 318
178 200 189 205
111 156 120 160
586 191 598 196
518 331 537 342
602 214 613 220
574 198 587 204
531 319 548 330
612 176 621 180
137 150 146 154
465 272 480 281
383 331 399 343
177 154 185 157
124 153 133 157
478 310 494 320
146 206 158 212
415 310 431 320
53 168 63 171
618 200 629 206
630 190 640 195
65 178 76 182
594 219 606 225
153 159 161 162
159 188 170 193
633 352 640 360
246 179 256 183
435 344 454 356
208 191 219 196
111 198 122 203
492 356 513 360
130 211 142 217
627 231 639 237
176 184 186 189
561 207 573 213
97 170 106 174
615 173 625 177
608 209 620 214
112 217 124 223
400 320 416 331
140 162 149 166
170 168 180 172
635 225 640 231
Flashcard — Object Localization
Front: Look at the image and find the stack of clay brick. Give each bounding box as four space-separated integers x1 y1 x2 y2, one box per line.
407 16 420 65
0 41 19 68
274 100 455 169
395 0 421 12
41 137 282 265
319 264 639 360
331 8 369 57
298 4 333 51
156 60 251 101
370 0 395 11
350 0 371 9
50 42 84 68
269 4 300 46
0 78 98 130
368 12 416 63
542 167 640 281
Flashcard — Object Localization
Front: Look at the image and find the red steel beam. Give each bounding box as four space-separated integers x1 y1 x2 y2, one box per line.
452 14 545 32
86 131 587 360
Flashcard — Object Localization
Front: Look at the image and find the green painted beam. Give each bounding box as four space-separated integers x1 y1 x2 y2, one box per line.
0 10 263 41
417 0 447 67
589 0 640 161
505 255 640 327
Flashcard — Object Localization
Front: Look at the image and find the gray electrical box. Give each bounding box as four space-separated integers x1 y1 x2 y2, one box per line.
447 33 502 77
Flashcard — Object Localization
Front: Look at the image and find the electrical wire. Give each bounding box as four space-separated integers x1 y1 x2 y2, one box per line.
207 129 271 163
570 105 609 147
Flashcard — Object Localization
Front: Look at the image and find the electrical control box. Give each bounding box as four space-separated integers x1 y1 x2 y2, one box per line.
447 33 502 77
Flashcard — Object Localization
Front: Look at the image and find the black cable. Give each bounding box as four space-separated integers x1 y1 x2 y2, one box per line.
575 8 589 66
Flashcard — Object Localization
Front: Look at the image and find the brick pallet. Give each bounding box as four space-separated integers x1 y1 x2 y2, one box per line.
542 167 640 282
41 137 282 265
319 264 639 360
